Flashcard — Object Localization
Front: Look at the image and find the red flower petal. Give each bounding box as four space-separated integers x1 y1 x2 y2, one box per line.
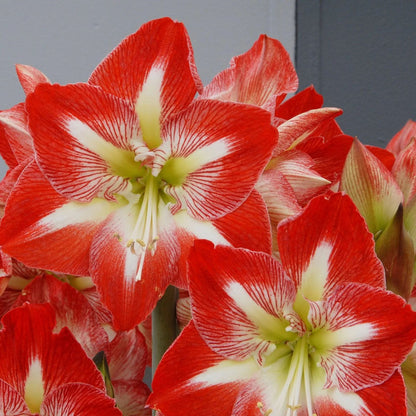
313 370 407 416
41 383 121 415
107 328 148 383
112 381 151 416
295 133 353 185
0 379 30 415
90 204 179 330
309 283 416 391
148 322 247 416
15 64 50 96
275 107 342 154
27 83 141 202
274 85 324 119
14 274 109 359
159 99 277 219
202 34 298 107
188 241 296 362
256 168 302 225
0 103 33 167
174 190 272 289
387 119 416 156
89 17 202 118
0 303 105 408
277 193 385 297
393 139 416 203
0 161 117 275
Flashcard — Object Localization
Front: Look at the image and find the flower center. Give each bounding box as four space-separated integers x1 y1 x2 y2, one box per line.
275 335 316 416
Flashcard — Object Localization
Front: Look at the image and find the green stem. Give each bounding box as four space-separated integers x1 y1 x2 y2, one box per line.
151 285 178 379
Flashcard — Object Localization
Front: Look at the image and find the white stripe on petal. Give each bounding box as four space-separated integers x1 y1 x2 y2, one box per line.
324 388 368 414
39 199 118 234
66 119 133 170
300 241 332 301
310 323 376 351
173 211 230 245
24 358 44 413
135 67 163 149
190 357 258 386
184 139 230 168
225 281 284 337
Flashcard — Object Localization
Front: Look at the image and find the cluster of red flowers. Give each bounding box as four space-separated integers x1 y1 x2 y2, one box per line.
0 17 416 415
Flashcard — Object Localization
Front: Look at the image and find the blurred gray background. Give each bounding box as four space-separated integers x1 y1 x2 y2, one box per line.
1 0 416 179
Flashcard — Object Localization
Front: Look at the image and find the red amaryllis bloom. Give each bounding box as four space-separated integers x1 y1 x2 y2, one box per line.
0 303 120 415
0 18 277 330
149 193 416 416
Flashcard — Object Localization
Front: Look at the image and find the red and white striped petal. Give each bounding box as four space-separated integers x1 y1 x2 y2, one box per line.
89 17 202 137
174 190 272 289
148 321 255 416
27 82 142 202
295 133 353 185
277 193 385 300
0 164 25 205
41 383 121 415
201 34 298 107
106 328 147 383
14 274 109 359
366 145 396 171
308 283 416 391
0 303 105 413
188 241 296 362
90 203 179 330
313 370 407 416
270 150 330 205
0 379 31 415
275 107 343 154
0 161 118 275
211 189 272 254
156 99 277 220
112 381 150 416
15 64 51 96
341 138 403 235
0 103 33 167
387 119 416 156
393 139 416 203
256 168 302 225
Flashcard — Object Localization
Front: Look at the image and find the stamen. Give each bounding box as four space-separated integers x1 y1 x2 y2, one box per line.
127 172 160 282
272 335 314 416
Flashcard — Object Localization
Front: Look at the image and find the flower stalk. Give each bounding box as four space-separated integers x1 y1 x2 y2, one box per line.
152 285 179 379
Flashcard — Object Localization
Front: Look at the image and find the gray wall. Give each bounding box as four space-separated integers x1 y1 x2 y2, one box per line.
297 1 416 147
0 1 295 108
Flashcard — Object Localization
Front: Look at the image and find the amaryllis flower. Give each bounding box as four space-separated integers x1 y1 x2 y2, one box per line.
0 302 121 415
0 18 277 330
9 274 151 414
149 193 416 415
